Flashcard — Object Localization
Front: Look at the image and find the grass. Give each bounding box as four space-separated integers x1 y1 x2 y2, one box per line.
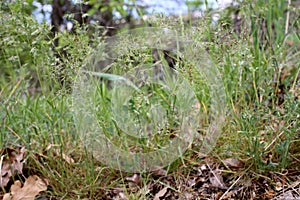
0 0 300 199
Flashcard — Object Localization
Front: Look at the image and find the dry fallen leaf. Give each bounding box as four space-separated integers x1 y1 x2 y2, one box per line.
0 147 26 188
153 187 168 200
115 192 128 200
183 192 194 200
209 170 227 189
3 175 48 200
151 166 167 177
272 190 297 200
1 161 12 189
125 174 141 185
223 158 244 169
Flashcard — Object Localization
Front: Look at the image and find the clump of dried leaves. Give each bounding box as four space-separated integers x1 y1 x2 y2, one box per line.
0 147 48 200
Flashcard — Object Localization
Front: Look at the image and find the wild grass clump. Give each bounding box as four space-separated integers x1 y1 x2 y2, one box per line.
0 0 299 198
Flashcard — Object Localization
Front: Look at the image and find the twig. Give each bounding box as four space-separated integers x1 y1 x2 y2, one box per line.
264 122 293 152
219 164 253 200
219 175 243 200
285 0 291 35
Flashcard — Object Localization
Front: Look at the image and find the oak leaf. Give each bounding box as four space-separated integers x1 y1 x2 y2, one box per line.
3 175 48 200
0 147 26 188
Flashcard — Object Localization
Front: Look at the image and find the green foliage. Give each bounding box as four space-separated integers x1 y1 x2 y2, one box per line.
209 0 300 171
0 0 37 15
0 5 53 91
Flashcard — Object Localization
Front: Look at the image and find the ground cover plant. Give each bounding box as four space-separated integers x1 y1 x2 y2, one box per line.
0 0 300 199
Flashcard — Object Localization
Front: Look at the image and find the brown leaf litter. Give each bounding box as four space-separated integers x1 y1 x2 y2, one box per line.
0 147 26 188
3 175 48 200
